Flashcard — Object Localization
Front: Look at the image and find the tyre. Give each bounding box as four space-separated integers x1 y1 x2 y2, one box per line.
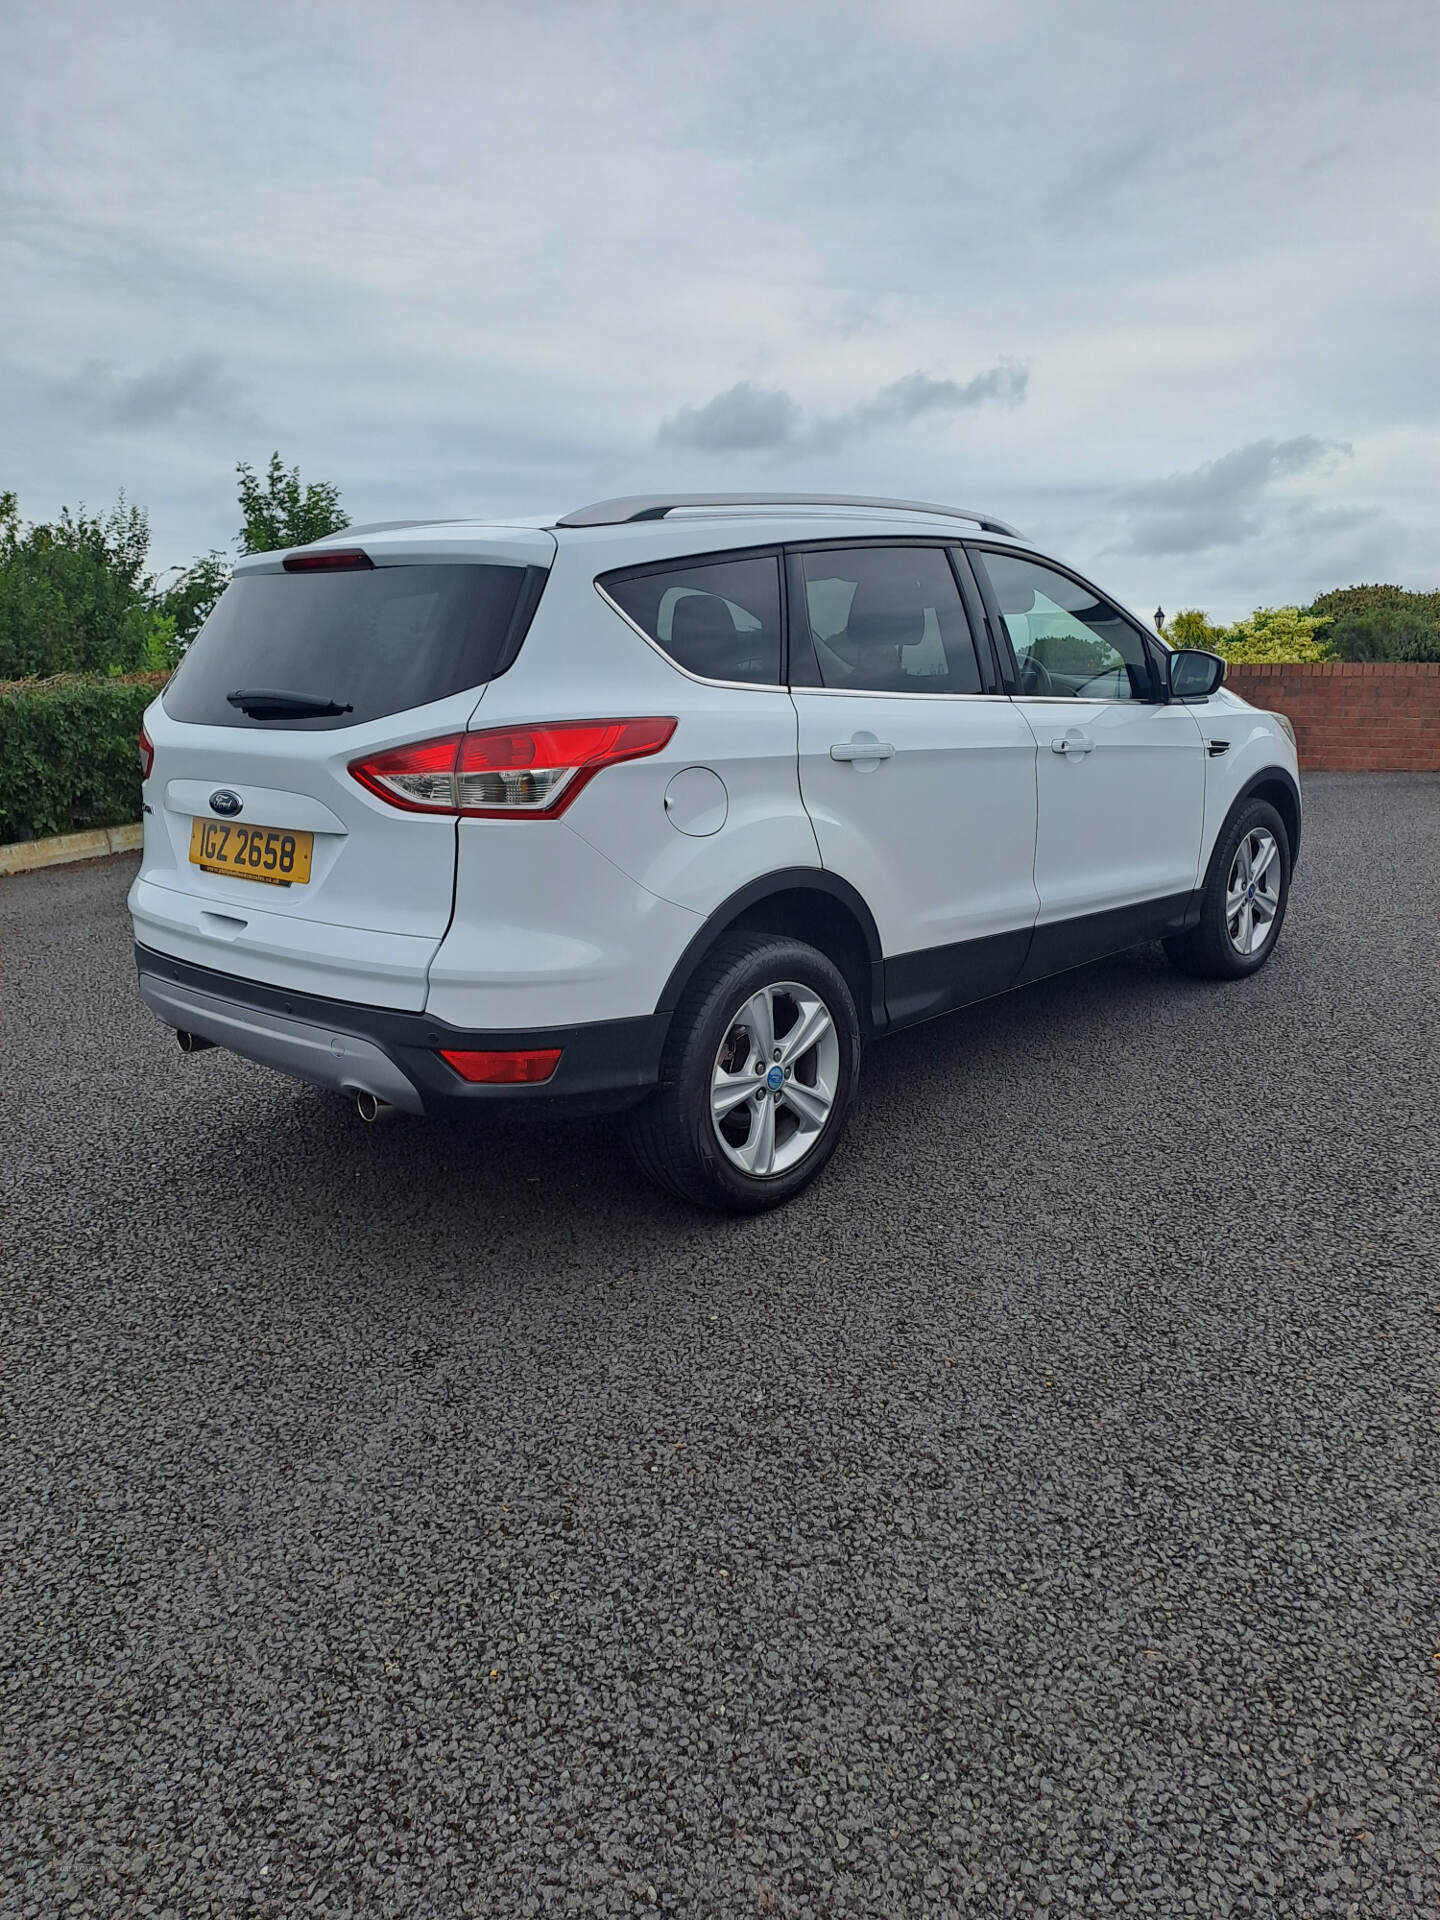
625 932 862 1213
1164 797 1291 980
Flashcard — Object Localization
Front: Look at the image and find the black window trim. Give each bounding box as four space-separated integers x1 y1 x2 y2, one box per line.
594 544 790 691
494 564 552 679
964 542 1165 704
947 543 1010 695
783 536 1001 700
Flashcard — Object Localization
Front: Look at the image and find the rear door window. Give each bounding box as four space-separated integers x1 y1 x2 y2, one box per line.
162 563 539 729
601 554 782 685
792 546 984 694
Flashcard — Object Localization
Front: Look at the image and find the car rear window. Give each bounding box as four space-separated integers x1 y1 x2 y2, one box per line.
162 563 540 729
601 554 782 685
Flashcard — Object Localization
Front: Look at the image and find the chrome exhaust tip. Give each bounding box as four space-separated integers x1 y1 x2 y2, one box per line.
354 1090 396 1123
176 1030 216 1054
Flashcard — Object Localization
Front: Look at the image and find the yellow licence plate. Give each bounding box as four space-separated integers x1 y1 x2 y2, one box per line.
188 818 314 886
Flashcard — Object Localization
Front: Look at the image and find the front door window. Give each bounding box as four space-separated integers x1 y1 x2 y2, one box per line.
977 551 1154 701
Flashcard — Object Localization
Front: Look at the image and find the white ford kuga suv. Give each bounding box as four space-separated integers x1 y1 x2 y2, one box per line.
131 493 1301 1212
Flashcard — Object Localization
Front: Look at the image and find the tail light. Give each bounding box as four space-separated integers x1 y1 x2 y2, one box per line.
439 1047 562 1084
283 549 374 572
349 718 676 819
139 726 154 780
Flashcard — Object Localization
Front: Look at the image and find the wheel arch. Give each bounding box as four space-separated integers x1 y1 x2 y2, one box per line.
1233 767 1302 871
656 870 886 1036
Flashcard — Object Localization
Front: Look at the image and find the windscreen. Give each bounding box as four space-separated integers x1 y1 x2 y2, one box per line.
162 563 533 729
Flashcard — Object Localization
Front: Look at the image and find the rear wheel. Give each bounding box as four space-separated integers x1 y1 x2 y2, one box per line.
1164 797 1291 980
626 933 861 1213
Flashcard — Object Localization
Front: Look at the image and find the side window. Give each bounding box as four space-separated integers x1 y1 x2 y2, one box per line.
973 550 1153 701
602 555 782 685
795 546 983 695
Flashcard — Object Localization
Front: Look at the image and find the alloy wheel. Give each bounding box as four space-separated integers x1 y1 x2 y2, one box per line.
709 980 841 1178
1226 827 1281 956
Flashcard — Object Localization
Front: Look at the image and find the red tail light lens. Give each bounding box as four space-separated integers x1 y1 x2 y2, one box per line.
139 726 154 780
349 718 676 818
353 733 459 810
438 1047 562 1084
282 548 374 572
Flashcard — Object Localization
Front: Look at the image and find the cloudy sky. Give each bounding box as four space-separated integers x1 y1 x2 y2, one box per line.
3 0 1437 617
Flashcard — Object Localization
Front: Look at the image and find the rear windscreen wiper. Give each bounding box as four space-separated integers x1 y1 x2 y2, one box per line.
226 688 354 719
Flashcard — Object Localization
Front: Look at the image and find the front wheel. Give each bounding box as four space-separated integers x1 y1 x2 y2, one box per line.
1164 797 1292 980
625 933 862 1213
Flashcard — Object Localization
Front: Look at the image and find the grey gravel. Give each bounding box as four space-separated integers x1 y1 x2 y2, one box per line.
3 771 1438 1919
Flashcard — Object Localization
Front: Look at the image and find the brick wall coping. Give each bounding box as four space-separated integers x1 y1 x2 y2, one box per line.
1228 661 1440 678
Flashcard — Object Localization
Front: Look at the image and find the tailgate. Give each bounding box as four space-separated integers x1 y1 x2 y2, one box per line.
131 534 553 1010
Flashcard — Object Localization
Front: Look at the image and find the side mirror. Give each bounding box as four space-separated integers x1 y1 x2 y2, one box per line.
1168 648 1226 702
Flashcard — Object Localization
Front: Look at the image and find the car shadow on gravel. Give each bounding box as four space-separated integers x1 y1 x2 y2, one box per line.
177 937 1202 1283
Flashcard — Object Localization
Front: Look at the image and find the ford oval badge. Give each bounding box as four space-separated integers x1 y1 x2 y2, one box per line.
209 789 243 817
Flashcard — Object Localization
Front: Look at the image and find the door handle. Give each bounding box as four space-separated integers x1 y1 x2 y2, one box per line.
1050 733 1095 757
830 738 895 762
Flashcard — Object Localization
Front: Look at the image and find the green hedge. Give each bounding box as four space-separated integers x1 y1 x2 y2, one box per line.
1309 583 1440 624
0 673 167 843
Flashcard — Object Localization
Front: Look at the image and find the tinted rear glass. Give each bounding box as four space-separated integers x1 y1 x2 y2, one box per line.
796 546 983 694
163 564 532 729
602 554 782 685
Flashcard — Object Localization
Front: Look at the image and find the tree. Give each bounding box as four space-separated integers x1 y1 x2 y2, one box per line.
1307 584 1440 662
1165 605 1331 665
1308 583 1436 623
155 551 232 649
1322 605 1440 663
0 489 164 679
235 453 348 555
1166 609 1229 651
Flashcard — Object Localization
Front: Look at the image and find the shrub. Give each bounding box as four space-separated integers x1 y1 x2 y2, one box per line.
1308 583 1440 623
0 673 166 842
1211 606 1332 664
1166 609 1230 651
1321 605 1440 663
1168 605 1331 664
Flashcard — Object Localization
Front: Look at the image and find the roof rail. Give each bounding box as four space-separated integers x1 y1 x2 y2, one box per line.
555 493 1023 538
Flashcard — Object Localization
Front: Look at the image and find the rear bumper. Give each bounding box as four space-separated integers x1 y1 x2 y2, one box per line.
135 945 668 1115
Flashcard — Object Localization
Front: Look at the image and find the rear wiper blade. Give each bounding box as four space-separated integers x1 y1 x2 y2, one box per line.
226 688 354 718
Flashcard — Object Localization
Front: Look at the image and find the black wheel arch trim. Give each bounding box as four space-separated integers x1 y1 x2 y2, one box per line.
655 868 888 1033
1229 767 1302 870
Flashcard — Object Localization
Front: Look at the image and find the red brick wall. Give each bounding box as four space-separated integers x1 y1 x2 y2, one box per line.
1225 662 1440 772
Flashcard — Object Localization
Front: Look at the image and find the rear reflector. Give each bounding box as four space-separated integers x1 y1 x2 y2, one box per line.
282 548 374 572
350 717 676 818
139 725 154 780
438 1047 562 1084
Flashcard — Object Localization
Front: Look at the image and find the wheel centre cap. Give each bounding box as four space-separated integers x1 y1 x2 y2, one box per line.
766 1065 784 1090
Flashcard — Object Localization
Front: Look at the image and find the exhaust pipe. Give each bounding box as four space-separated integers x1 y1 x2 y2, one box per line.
176 1030 216 1054
354 1090 398 1123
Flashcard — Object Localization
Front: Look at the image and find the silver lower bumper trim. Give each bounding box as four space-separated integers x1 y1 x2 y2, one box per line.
138 972 425 1114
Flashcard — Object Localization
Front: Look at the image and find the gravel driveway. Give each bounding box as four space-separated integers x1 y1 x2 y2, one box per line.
3 772 1438 1918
